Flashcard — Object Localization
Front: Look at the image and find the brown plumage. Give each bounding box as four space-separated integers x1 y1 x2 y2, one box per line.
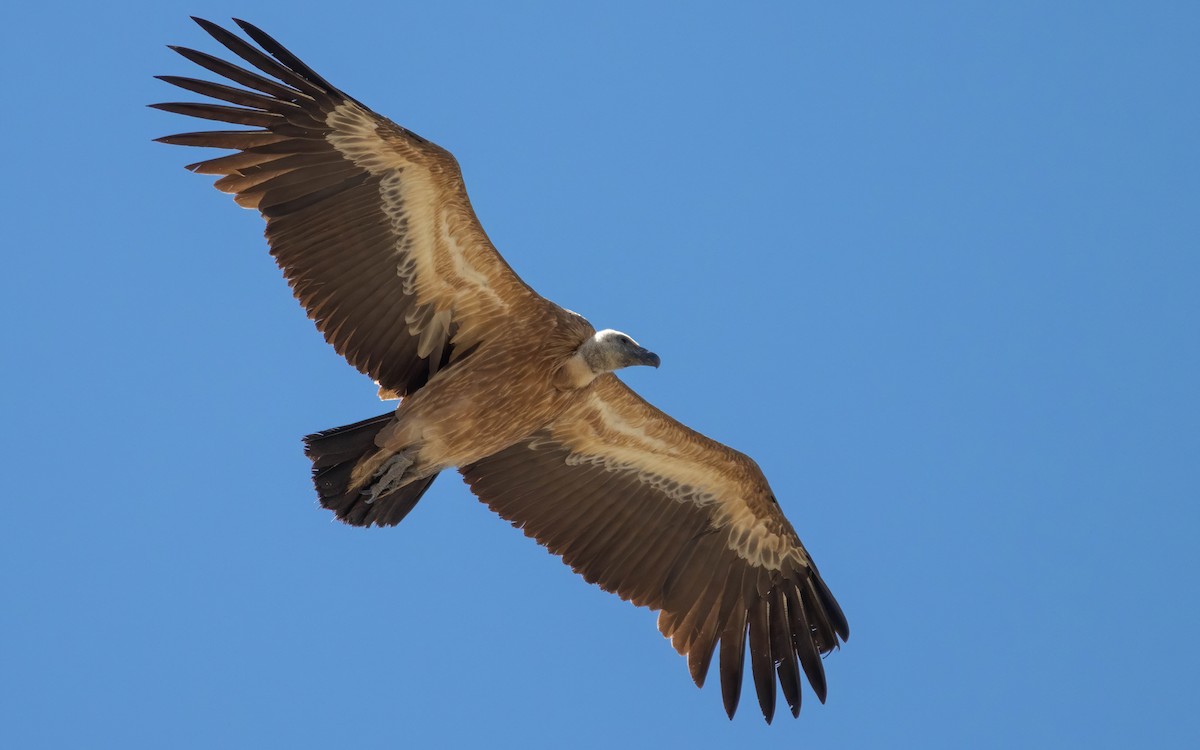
154 17 849 722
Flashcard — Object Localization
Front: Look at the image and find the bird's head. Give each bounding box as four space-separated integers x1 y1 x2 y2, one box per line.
582 329 661 374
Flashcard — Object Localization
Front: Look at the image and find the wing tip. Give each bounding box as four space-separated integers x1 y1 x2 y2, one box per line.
688 655 707 689
230 17 257 34
189 16 227 40
808 656 829 704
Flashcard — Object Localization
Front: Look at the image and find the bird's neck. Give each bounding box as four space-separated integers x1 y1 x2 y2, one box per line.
553 350 602 390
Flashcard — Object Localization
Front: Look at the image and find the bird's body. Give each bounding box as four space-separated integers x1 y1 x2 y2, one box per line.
155 17 848 723
379 306 590 470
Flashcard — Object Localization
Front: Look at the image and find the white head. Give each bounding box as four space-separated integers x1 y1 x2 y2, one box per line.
579 329 661 374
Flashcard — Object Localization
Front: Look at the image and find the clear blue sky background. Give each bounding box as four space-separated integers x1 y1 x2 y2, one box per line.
3 2 1197 747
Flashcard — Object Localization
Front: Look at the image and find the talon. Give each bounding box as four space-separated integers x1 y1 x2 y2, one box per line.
361 451 415 503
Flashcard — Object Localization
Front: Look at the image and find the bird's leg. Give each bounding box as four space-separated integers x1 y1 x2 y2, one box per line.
361 449 416 504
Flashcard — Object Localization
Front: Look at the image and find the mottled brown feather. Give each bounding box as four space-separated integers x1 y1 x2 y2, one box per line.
155 18 551 397
185 149 288 175
673 563 728 655
460 376 848 720
686 571 732 687
156 18 848 724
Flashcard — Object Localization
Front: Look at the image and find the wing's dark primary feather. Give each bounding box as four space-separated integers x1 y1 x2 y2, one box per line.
155 19 849 724
461 416 849 722
153 18 504 397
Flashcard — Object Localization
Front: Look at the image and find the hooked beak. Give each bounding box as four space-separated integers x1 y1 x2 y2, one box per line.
637 347 661 368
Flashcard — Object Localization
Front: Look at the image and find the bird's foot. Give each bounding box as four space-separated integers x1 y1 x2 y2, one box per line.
361 451 415 503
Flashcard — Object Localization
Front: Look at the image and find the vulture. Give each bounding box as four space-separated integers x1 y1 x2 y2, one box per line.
154 17 849 722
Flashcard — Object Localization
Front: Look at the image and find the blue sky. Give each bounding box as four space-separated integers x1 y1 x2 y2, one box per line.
4 1 1198 747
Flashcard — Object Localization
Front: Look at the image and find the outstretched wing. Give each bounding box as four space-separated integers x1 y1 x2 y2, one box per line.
460 375 849 722
154 18 547 397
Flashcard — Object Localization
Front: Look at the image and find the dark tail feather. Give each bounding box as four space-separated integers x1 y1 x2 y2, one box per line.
303 412 438 528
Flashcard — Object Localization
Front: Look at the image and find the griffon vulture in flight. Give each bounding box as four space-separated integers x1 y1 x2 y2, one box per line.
154 18 849 722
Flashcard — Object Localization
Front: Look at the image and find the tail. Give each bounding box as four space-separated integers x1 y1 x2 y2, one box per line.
303 412 438 528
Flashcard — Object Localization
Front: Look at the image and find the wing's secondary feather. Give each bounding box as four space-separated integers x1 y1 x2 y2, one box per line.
156 19 848 722
461 375 848 721
154 18 546 397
